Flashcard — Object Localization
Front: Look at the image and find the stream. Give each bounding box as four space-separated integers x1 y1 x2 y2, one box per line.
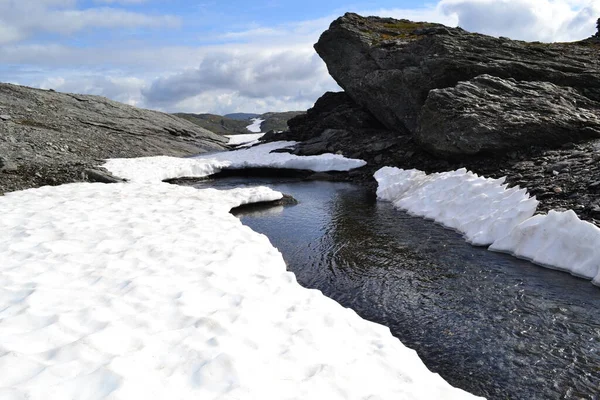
188 176 600 399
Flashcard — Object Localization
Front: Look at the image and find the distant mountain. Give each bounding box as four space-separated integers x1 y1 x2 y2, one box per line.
174 113 249 136
259 111 305 133
224 113 260 121
174 111 306 135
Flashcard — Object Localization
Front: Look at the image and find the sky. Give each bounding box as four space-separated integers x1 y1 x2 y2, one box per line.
1 0 598 115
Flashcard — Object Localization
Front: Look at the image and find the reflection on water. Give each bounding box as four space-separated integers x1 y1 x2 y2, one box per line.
190 177 600 399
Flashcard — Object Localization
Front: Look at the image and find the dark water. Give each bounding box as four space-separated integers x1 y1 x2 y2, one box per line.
192 177 600 399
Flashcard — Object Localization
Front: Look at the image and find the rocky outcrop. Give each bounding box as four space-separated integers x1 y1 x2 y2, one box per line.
263 92 407 167
259 111 305 133
417 75 600 156
287 91 387 142
0 83 227 193
314 13 600 157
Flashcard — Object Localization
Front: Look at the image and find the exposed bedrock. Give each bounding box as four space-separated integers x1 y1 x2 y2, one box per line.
0 83 228 193
314 13 600 157
417 75 600 156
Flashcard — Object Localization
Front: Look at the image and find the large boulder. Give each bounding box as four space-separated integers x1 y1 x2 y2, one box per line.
314 13 600 156
417 75 600 157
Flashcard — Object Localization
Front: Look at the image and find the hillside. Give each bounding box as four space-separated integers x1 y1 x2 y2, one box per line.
174 113 250 136
175 111 305 135
0 83 227 194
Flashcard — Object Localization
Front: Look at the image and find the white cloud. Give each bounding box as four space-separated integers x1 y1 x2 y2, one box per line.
38 73 147 106
170 90 324 115
439 0 599 41
2 0 598 115
142 49 338 112
0 23 23 45
0 0 179 45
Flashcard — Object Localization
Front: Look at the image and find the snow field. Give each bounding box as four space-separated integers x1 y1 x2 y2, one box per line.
0 181 480 399
375 167 600 286
246 118 264 133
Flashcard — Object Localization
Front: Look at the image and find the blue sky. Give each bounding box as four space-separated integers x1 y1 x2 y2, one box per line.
1 0 598 114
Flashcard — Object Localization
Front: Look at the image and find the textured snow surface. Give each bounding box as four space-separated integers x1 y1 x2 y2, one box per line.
225 133 265 146
375 166 600 286
196 141 367 172
246 118 264 133
374 167 538 246
103 156 228 183
490 210 600 285
0 182 480 400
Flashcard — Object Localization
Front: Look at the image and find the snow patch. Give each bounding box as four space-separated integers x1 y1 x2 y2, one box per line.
225 133 265 146
0 182 480 399
246 118 264 133
103 156 228 183
196 141 367 172
104 142 366 184
374 167 537 246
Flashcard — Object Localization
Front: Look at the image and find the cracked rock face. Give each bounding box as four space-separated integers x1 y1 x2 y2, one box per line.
314 13 600 157
417 75 600 156
0 83 228 193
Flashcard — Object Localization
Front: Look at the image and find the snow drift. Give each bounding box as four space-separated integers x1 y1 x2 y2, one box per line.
375 167 600 286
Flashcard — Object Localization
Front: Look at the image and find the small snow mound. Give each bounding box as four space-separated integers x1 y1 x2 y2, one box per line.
226 133 265 146
490 210 600 284
103 156 229 183
374 167 537 246
196 141 367 172
246 118 264 133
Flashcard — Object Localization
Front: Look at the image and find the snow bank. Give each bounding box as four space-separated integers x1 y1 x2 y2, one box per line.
226 133 265 146
103 156 229 183
246 117 264 133
374 167 538 246
490 210 600 285
104 142 366 183
196 141 367 172
0 182 480 399
375 166 600 286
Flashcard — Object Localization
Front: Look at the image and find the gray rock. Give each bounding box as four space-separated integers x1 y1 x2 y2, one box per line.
0 83 228 193
314 13 600 155
0 114 11 121
84 168 125 184
286 91 388 142
416 75 600 157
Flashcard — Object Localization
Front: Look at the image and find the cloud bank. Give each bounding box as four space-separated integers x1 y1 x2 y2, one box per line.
2 0 598 114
